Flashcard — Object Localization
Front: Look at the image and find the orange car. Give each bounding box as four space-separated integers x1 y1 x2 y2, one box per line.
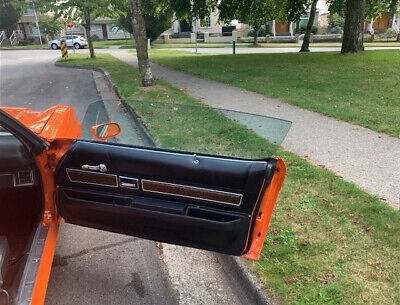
0 102 287 305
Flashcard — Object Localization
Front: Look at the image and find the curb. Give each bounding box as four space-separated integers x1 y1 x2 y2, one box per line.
55 62 122 98
55 62 156 147
55 60 274 305
119 99 158 147
0 47 45 51
217 254 274 305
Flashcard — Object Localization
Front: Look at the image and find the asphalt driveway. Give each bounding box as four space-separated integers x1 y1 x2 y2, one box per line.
0 50 99 120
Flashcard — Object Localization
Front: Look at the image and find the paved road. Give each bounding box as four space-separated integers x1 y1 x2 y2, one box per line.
112 50 400 209
0 50 100 121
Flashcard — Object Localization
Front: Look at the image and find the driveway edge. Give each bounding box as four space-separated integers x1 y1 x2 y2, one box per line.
56 62 157 147
217 255 274 305
55 62 122 97
55 60 275 305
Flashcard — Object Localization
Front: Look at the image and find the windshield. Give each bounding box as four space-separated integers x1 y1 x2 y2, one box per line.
81 99 292 159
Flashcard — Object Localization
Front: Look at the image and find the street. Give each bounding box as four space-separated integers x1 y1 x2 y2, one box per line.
0 50 100 121
0 49 250 305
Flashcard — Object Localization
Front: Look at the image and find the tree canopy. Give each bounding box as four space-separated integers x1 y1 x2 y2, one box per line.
38 17 63 39
35 0 109 57
110 0 173 42
328 0 399 19
0 0 24 30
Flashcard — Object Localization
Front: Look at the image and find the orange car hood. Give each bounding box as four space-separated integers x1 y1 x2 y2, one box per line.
2 105 82 142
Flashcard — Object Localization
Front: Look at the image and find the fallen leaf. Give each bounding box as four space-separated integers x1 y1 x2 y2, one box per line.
363 226 374 232
272 228 280 234
212 257 219 263
284 276 298 284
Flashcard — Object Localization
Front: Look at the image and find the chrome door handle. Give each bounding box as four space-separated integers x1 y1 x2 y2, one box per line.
81 164 107 173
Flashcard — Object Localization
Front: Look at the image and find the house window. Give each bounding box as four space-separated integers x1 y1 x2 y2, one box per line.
28 24 39 36
107 24 124 33
200 16 211 28
24 9 35 16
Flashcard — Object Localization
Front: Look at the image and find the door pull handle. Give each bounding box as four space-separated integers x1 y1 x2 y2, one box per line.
81 164 107 173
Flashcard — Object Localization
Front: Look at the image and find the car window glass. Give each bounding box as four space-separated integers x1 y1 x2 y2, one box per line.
81 100 292 159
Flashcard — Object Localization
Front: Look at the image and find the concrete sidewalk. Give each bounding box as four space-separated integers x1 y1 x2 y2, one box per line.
173 46 400 54
110 50 400 209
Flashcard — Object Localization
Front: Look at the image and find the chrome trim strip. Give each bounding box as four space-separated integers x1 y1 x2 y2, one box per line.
141 179 243 206
15 223 48 305
66 168 118 188
119 176 139 190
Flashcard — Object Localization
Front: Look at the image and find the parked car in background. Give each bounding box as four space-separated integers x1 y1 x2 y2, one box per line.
48 35 87 49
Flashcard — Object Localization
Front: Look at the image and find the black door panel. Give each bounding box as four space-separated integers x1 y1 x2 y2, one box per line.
58 188 250 255
55 140 274 255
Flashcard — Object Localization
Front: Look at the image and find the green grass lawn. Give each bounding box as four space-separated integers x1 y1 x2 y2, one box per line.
91 39 400 49
0 44 43 49
57 54 400 305
258 42 400 48
93 39 135 48
149 49 400 138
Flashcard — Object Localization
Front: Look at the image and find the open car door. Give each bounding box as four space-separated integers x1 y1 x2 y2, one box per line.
54 101 290 259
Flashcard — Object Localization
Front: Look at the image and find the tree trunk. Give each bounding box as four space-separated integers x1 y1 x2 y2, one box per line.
129 0 154 87
253 28 259 47
341 0 366 54
300 0 318 52
84 12 95 58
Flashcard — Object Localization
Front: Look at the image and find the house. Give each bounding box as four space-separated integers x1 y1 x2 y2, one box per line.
5 8 43 43
317 0 330 28
66 18 133 40
3 8 132 45
162 10 247 38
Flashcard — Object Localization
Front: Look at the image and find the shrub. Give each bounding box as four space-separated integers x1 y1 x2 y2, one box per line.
248 25 270 37
380 28 397 39
90 34 101 41
295 25 317 35
317 26 329 34
329 26 343 34
28 37 35 43
18 40 29 46
328 13 345 29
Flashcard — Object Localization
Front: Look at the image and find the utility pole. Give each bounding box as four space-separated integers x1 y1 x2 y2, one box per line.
33 4 43 48
195 18 198 54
